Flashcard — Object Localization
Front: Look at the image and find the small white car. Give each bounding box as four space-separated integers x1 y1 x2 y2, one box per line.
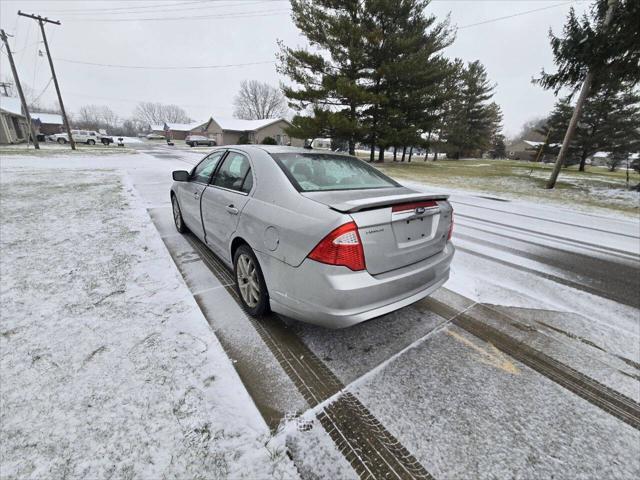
146 133 165 140
49 130 101 145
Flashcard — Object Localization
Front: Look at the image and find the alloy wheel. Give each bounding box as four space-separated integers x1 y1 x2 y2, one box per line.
172 197 182 230
236 253 260 307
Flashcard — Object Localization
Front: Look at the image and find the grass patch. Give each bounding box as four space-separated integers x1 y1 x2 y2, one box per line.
373 159 639 217
0 144 138 156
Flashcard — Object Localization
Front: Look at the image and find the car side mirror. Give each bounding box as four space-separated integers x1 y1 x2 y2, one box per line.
172 170 189 182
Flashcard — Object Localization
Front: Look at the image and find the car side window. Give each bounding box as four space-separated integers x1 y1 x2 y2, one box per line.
240 168 253 193
212 152 251 192
191 151 225 183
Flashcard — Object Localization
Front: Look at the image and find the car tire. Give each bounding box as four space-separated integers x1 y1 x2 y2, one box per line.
234 244 270 317
208 142 214 146
87 139 95 145
171 194 188 234
57 138 67 144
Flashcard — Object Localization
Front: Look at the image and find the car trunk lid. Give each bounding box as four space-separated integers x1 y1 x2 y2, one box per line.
302 189 452 275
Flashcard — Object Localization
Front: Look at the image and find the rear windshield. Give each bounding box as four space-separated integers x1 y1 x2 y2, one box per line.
271 152 400 192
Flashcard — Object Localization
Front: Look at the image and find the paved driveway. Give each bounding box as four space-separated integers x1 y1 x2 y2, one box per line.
134 142 640 479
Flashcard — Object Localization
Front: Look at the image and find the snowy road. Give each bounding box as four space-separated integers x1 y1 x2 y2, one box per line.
2 142 639 479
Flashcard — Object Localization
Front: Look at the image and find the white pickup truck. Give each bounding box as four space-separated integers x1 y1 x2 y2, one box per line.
49 130 113 145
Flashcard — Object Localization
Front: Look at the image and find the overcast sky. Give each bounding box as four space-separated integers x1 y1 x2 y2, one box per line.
0 0 590 137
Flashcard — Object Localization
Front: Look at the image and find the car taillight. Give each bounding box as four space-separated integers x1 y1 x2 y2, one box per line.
391 200 438 212
447 211 454 241
308 222 366 271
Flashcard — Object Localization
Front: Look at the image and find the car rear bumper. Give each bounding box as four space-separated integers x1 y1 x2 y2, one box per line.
259 243 454 328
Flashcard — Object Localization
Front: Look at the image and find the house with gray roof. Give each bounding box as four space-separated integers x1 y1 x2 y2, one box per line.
195 117 302 146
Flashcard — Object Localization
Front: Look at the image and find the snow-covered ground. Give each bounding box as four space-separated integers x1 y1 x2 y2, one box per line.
2 147 638 479
0 156 297 479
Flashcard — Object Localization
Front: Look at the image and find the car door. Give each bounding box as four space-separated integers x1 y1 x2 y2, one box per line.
201 150 254 262
178 150 226 240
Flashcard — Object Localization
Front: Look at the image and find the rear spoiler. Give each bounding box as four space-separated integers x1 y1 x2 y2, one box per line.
328 193 449 213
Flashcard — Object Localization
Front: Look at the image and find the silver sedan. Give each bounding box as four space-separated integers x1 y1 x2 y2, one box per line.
170 146 454 328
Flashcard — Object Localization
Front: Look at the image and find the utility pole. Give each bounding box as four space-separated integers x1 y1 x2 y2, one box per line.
18 11 75 150
534 128 552 164
546 0 617 189
0 30 40 149
0 81 12 96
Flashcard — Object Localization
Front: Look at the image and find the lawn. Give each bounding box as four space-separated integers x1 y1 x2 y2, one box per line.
373 158 640 217
0 142 139 156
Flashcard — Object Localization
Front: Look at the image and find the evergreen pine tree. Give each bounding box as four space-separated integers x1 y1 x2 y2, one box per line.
540 82 640 170
537 0 640 95
278 0 372 155
440 61 497 159
279 0 452 159
362 0 453 162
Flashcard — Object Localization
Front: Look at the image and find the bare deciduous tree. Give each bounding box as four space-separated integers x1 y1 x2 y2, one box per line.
75 105 120 131
132 101 193 126
233 80 288 120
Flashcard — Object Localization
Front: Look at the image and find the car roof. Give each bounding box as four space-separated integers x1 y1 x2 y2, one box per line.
234 145 351 156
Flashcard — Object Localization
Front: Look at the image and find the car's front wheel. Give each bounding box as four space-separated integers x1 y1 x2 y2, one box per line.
234 245 269 317
87 139 96 145
57 138 67 144
171 194 187 233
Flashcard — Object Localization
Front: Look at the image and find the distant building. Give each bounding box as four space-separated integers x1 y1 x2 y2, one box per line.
197 117 302 146
508 139 560 162
149 124 165 135
0 96 30 144
31 112 63 136
165 120 209 140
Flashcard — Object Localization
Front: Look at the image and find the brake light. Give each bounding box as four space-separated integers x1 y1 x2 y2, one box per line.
448 211 454 241
391 201 438 212
308 222 366 271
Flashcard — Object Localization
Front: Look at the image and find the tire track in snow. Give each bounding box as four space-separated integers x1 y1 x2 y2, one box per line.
184 232 434 480
455 245 639 309
455 213 639 259
454 231 640 307
451 200 639 239
420 296 640 431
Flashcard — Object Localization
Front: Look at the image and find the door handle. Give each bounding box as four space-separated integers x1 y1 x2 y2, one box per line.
225 204 239 215
193 190 200 198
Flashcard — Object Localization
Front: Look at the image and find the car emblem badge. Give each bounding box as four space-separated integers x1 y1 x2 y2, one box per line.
415 207 425 214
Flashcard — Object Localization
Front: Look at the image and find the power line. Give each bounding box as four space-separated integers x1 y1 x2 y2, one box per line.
60 8 289 22
458 1 576 30
56 58 275 70
50 1 277 17
37 1 212 14
31 77 54 104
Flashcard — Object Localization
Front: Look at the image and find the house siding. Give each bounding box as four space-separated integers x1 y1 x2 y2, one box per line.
199 119 224 145
167 129 189 140
36 122 63 135
0 112 29 144
253 119 303 146
198 118 303 146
